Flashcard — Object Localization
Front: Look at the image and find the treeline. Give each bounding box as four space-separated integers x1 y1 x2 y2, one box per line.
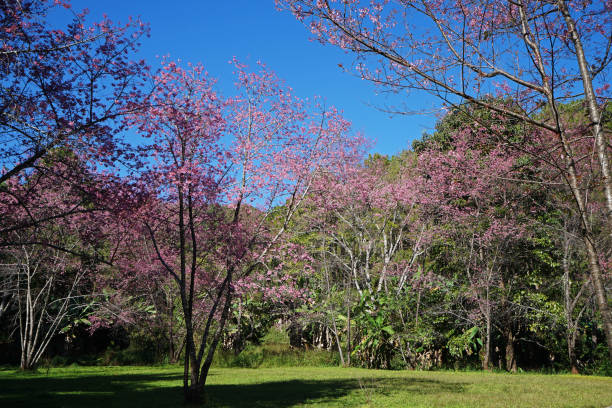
1 101 610 377
280 102 612 375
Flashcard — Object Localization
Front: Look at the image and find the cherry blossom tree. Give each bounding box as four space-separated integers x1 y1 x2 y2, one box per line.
0 0 149 225
0 0 150 265
128 59 365 403
0 150 136 256
0 156 125 370
91 221 188 364
416 121 532 370
0 0 149 182
300 154 434 368
308 157 428 296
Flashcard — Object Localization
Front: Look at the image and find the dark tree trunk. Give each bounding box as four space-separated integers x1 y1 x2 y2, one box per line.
184 382 204 404
505 330 517 373
481 317 491 371
346 290 351 366
568 333 579 375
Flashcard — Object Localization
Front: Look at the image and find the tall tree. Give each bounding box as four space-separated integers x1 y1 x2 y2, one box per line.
416 123 530 369
129 60 365 403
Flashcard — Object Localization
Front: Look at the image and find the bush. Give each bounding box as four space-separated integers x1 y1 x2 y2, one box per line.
49 355 70 367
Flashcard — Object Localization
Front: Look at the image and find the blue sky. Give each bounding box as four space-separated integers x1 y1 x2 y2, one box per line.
72 0 439 156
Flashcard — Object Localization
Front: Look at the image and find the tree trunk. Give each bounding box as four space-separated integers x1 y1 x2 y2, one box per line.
556 0 612 232
561 228 586 375
184 382 204 404
555 0 612 363
549 117 612 364
582 236 612 363
481 289 492 371
482 317 491 371
345 278 352 366
330 315 345 366
505 330 517 373
168 296 176 364
568 332 579 374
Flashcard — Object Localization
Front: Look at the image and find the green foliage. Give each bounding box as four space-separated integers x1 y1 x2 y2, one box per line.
352 292 397 369
224 296 277 352
364 151 414 180
213 345 340 369
583 345 612 376
261 326 291 345
100 338 159 366
229 345 265 368
412 99 524 153
446 327 482 359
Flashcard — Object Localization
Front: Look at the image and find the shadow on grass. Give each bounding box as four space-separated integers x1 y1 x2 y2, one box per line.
0 371 465 407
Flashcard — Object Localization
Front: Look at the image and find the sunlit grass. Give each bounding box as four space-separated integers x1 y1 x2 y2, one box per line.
1 365 611 407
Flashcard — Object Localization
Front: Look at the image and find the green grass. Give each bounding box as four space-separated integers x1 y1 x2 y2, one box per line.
1 365 611 407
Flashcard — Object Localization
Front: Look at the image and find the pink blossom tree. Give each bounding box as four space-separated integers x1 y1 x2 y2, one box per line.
302 154 433 367
0 0 149 182
91 219 188 364
308 157 429 297
416 122 531 370
128 59 365 403
0 0 150 265
0 156 129 370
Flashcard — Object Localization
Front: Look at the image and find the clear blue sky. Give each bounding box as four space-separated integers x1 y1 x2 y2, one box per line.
72 0 439 156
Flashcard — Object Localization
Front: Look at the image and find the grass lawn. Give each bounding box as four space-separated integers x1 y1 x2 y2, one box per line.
0 365 611 407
